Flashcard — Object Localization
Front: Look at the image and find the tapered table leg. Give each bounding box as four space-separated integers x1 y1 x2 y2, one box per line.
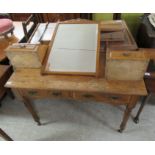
0 128 13 141
118 105 132 133
133 94 151 123
22 96 41 125
118 96 139 133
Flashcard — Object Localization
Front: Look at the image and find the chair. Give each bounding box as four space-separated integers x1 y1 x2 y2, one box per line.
134 61 155 123
0 65 14 141
0 65 14 106
0 18 14 38
113 13 122 20
0 13 10 19
133 14 155 123
22 14 39 42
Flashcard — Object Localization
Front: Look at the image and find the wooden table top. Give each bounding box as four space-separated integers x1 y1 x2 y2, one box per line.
5 68 147 96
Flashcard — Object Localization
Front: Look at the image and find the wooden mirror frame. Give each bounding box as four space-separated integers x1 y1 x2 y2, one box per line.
41 19 100 77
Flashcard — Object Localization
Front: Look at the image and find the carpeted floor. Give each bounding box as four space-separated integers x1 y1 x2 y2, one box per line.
0 95 155 141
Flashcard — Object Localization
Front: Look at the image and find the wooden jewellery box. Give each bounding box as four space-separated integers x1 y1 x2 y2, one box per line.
5 43 48 69
105 49 150 81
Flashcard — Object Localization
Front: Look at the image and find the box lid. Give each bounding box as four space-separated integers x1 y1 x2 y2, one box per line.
5 43 39 53
106 49 150 61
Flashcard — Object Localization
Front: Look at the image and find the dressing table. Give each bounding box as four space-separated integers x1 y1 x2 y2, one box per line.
5 20 149 132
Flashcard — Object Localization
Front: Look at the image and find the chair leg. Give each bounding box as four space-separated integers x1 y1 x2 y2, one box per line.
0 89 14 108
7 88 15 99
4 34 8 39
11 30 14 35
0 93 7 108
0 99 2 107
0 128 13 141
133 94 151 123
118 105 132 133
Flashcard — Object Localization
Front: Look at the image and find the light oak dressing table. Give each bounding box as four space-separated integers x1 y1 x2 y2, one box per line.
5 20 148 132
5 54 147 132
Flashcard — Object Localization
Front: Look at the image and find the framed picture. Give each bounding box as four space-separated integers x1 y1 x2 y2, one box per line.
41 19 100 77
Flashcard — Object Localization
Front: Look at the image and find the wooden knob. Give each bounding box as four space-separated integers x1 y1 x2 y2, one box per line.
122 53 130 57
83 94 94 98
28 91 37 95
52 91 61 96
111 96 119 100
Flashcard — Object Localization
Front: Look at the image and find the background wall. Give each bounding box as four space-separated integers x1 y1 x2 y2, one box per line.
93 13 143 38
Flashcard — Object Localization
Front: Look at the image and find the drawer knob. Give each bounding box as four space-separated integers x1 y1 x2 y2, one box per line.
52 92 62 96
122 53 130 57
111 96 119 100
83 94 94 98
28 91 37 95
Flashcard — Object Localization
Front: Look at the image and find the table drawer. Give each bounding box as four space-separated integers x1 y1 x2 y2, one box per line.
73 92 131 105
21 89 71 99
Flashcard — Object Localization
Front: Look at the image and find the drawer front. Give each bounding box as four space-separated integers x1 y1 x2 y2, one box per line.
73 92 131 105
21 89 72 99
